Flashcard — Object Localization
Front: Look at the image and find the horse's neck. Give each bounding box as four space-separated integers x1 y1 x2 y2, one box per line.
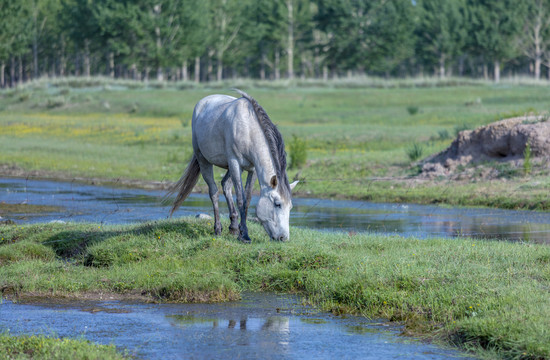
250 140 277 191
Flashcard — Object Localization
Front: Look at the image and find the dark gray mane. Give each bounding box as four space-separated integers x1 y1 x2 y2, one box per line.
234 89 291 200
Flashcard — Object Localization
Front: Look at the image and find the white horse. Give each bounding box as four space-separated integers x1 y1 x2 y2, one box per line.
167 89 298 242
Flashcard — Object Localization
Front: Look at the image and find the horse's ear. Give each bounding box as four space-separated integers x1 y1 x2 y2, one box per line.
289 180 299 191
270 175 278 188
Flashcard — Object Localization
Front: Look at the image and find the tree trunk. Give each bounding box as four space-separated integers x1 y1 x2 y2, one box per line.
84 40 91 77
275 50 280 80
154 4 163 82
286 0 294 80
18 57 23 84
194 56 200 83
157 67 163 81
207 49 214 81
182 60 188 81
74 53 80 76
1 62 5 88
260 53 266 80
60 38 66 77
217 50 223 81
144 66 150 82
131 63 137 80
494 60 500 83
439 54 445 78
109 52 115 78
33 33 39 79
10 57 15 87
483 63 488 80
323 65 328 81
535 57 541 80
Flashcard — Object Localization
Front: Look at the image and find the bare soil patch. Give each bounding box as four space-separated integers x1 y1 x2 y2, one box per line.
420 116 550 180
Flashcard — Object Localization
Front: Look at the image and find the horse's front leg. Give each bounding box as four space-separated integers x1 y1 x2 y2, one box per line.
228 159 250 243
221 171 239 235
199 162 222 235
244 169 257 220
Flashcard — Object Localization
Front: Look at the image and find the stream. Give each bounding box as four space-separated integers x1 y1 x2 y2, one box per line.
0 293 469 359
2 177 550 243
3 177 548 358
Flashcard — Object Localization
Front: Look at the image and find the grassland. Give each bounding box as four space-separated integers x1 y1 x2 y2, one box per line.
0 332 126 360
0 77 549 210
1 218 549 359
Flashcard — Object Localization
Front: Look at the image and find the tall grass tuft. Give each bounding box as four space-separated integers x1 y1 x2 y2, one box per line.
437 129 450 140
523 142 532 175
406 142 424 161
454 123 471 136
289 134 307 169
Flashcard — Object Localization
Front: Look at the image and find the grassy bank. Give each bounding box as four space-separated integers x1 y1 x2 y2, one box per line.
1 218 549 359
1 78 550 210
0 332 126 360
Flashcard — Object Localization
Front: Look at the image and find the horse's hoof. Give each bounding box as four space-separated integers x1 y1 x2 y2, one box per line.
229 226 239 235
239 234 251 243
214 226 222 235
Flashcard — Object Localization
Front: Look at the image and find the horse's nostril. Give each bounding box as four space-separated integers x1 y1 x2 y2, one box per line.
278 236 285 241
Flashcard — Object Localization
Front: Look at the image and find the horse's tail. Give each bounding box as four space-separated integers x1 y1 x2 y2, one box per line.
165 153 201 217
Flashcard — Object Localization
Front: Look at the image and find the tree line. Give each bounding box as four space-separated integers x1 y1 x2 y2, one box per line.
1 0 549 87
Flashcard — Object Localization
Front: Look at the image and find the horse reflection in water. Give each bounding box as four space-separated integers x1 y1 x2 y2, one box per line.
170 315 289 333
214 317 290 333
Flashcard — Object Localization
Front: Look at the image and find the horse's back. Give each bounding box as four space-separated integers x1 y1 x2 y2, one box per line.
192 94 259 169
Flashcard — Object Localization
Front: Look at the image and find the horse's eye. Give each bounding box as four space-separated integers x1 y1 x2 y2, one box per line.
274 201 282 208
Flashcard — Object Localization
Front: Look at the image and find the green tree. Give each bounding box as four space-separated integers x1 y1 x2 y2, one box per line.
0 1 31 86
60 0 100 76
315 0 415 76
468 0 527 82
518 0 550 79
415 0 467 78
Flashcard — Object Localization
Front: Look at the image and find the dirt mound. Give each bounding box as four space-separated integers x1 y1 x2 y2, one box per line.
421 116 550 179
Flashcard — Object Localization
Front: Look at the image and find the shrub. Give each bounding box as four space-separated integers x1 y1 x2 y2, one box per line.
47 96 66 108
437 129 451 140
18 92 31 102
406 142 424 161
289 134 307 169
406 105 419 115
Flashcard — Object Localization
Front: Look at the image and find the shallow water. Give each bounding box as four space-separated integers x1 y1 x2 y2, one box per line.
2 177 550 243
0 293 469 359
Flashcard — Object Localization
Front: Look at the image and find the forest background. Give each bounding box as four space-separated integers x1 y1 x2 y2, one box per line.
1 0 550 87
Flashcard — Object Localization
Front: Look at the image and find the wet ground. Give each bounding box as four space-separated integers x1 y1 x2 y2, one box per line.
2 177 550 243
0 293 470 359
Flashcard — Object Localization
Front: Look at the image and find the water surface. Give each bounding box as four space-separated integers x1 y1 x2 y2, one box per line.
0 293 469 359
2 177 550 243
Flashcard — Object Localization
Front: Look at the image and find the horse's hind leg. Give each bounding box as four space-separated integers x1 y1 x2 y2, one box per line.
198 160 222 235
221 171 239 235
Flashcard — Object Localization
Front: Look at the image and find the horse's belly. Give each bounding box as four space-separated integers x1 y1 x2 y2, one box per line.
195 137 228 168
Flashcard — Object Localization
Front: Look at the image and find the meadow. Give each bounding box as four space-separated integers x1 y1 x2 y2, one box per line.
1 77 549 210
1 218 549 359
2 77 550 359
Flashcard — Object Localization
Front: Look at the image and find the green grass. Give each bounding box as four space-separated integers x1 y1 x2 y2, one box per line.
1 78 550 210
1 218 550 359
0 332 126 360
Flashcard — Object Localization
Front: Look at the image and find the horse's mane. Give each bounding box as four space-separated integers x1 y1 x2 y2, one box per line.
234 89 291 200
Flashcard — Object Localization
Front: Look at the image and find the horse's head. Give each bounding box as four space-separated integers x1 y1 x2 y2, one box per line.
256 176 298 241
